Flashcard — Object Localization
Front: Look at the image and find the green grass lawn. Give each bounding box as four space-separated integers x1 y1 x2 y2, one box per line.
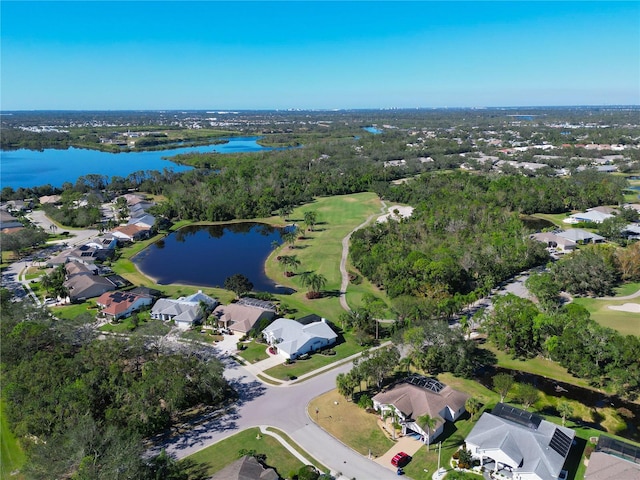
1 397 26 479
612 281 640 297
184 427 314 478
237 340 270 363
264 335 362 380
572 296 640 336
51 301 96 319
480 344 593 390
532 212 572 228
265 192 384 322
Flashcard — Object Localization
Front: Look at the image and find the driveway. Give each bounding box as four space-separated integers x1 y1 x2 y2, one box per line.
375 435 424 471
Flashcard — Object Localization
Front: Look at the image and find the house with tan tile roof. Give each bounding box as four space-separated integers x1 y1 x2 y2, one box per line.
111 223 151 242
372 375 468 444
213 303 276 334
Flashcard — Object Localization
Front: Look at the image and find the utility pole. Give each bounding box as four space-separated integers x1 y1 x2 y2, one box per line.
437 441 442 473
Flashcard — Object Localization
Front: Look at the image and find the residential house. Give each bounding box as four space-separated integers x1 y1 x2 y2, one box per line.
38 194 62 205
208 455 278 480
96 291 153 321
111 224 151 242
64 261 117 302
47 243 114 267
0 210 23 231
128 213 156 229
262 317 337 359
584 436 640 480
568 210 614 224
529 232 577 253
622 223 640 240
150 290 218 330
372 375 469 445
213 303 276 335
85 235 119 250
556 229 605 244
465 403 575 480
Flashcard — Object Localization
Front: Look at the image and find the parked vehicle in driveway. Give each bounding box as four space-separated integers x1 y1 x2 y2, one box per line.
391 452 410 468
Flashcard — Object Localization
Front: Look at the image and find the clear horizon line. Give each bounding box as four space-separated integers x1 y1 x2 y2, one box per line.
2 104 640 113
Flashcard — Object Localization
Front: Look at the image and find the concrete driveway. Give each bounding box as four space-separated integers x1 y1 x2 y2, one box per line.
375 434 425 471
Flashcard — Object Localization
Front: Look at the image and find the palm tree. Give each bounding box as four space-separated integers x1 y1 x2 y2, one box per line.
278 255 300 276
465 397 482 420
301 272 327 299
558 401 573 427
417 414 437 450
382 408 398 440
303 210 317 232
282 229 298 249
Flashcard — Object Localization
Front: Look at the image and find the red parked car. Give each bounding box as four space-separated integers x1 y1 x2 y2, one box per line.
391 452 411 467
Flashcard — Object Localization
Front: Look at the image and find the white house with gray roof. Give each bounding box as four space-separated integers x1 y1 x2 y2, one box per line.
465 403 575 480
262 317 337 359
150 290 217 330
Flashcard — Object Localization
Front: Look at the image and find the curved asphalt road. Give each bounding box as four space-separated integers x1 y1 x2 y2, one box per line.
158 357 401 479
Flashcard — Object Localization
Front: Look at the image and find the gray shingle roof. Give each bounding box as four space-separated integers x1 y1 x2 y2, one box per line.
466 404 575 480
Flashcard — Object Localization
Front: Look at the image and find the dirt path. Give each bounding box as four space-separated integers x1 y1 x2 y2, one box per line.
339 200 387 312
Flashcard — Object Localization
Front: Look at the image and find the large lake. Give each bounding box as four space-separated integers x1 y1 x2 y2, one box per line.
133 223 294 294
0 137 273 189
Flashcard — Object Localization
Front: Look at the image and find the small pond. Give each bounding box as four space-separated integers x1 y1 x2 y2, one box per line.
133 223 294 294
362 126 383 134
520 215 556 231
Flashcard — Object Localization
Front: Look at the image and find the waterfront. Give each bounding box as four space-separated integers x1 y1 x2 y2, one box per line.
0 137 274 189
132 222 295 294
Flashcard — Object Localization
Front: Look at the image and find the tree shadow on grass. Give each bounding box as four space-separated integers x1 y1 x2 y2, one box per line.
321 289 342 298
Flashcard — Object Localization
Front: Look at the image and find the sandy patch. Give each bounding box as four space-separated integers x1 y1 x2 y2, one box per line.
377 205 414 223
608 303 640 313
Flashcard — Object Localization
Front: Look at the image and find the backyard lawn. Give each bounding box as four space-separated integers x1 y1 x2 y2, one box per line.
184 427 320 479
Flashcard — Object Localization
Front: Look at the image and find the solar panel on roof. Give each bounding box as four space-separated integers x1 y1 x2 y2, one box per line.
549 428 572 458
492 403 542 430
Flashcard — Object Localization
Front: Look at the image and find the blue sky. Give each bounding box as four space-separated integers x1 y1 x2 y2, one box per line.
1 1 638 110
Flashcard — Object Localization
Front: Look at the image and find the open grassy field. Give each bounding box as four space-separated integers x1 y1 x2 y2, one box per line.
265 192 384 321
184 427 317 478
1 398 26 480
480 344 594 390
572 296 640 336
532 212 572 228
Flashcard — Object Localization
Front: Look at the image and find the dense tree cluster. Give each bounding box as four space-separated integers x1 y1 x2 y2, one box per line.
351 172 555 302
485 294 640 398
1 301 231 478
0 226 48 253
336 346 400 400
